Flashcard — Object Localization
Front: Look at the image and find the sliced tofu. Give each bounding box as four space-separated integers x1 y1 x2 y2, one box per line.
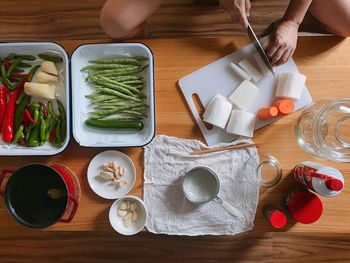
203 94 232 129
36 71 58 83
41 61 59 76
275 72 306 100
228 80 259 111
229 62 252 81
253 52 270 78
238 59 263 82
24 82 56 100
226 110 256 138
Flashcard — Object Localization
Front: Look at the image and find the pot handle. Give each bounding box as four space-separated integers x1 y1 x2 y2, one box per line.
0 170 13 196
59 195 79 223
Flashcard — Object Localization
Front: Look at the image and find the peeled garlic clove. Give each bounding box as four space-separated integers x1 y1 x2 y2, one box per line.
120 167 125 176
132 211 138 221
118 209 128 217
114 170 121 179
120 201 128 210
104 166 115 173
112 161 119 171
100 171 114 180
125 212 132 221
126 201 131 210
130 202 138 211
119 179 128 186
124 218 132 228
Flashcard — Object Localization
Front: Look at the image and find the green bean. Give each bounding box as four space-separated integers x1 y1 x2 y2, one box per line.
94 87 142 102
108 76 140 82
90 78 137 97
16 54 36 61
82 64 137 72
38 53 63 63
88 57 141 66
17 62 32 68
91 75 140 94
7 58 22 77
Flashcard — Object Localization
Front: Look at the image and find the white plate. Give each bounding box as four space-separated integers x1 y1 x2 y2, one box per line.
109 195 147 235
0 42 70 155
71 43 155 147
87 150 136 199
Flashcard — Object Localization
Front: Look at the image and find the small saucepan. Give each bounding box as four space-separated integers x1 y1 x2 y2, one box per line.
0 163 78 229
182 166 245 220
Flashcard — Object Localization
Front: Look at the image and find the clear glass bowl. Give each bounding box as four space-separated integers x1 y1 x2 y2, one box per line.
295 98 350 162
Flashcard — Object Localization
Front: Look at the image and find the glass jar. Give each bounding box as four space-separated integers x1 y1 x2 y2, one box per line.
295 99 350 162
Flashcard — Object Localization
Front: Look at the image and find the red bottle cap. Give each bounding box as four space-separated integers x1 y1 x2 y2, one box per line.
287 190 323 224
269 210 287 228
326 178 343 191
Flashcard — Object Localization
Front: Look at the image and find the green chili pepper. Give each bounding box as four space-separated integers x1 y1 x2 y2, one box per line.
16 91 27 105
55 120 62 143
45 118 55 141
56 100 66 120
12 68 25 73
40 119 47 142
27 125 40 147
15 55 36 61
60 119 66 143
7 58 22 77
48 101 59 121
38 53 63 63
14 125 24 143
17 62 32 68
1 64 15 91
28 65 40 82
14 93 29 132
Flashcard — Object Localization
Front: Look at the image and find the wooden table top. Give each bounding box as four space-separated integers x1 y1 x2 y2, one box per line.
0 36 349 262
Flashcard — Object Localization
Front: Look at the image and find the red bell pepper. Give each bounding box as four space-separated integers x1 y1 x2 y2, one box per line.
0 87 8 132
2 90 20 142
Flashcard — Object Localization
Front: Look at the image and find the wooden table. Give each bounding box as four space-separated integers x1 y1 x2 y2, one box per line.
0 37 349 262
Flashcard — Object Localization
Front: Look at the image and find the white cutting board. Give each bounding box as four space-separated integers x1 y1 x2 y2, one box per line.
178 40 312 146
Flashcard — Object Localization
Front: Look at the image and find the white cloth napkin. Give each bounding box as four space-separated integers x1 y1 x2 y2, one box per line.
143 135 261 236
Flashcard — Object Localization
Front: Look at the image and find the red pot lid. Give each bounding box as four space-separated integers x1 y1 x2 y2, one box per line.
288 190 323 224
269 210 287 228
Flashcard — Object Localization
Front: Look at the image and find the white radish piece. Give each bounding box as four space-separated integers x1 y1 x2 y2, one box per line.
226 110 256 138
36 71 58 83
253 52 270 78
228 80 259 111
24 82 56 100
238 59 263 82
41 61 59 76
203 94 232 129
275 72 306 100
229 62 252 81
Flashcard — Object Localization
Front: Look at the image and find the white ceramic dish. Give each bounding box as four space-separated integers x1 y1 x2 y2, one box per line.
71 43 155 147
0 42 70 155
87 150 136 199
109 195 147 236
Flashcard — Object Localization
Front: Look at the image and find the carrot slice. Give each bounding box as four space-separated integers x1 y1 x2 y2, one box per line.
273 99 295 115
258 107 278 121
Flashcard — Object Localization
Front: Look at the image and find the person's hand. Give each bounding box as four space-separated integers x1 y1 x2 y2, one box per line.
263 20 299 67
219 0 251 31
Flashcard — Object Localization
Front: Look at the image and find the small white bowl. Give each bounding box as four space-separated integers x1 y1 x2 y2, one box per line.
87 150 136 199
109 195 147 235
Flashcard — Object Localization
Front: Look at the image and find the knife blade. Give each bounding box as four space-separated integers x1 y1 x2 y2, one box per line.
247 22 276 78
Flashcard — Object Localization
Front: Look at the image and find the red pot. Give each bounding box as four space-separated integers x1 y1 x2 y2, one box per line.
0 163 78 229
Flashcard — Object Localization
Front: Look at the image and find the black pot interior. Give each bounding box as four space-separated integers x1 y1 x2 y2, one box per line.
4 164 68 229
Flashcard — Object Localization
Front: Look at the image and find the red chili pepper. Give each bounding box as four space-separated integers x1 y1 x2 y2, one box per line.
2 90 20 142
17 139 26 145
24 108 38 125
41 104 48 118
10 73 29 78
22 110 29 129
49 128 56 142
3 58 11 70
0 87 8 132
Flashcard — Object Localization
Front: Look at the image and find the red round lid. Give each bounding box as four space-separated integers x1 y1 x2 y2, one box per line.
269 210 287 228
287 190 323 224
326 178 343 191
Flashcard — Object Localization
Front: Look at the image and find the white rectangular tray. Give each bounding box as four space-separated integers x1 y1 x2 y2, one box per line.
71 43 155 147
0 42 70 155
179 40 312 146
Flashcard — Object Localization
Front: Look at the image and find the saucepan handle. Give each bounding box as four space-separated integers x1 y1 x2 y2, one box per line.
0 169 14 196
58 195 79 223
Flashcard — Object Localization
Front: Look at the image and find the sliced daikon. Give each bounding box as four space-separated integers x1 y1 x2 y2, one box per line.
253 52 270 78
203 94 232 129
228 80 259 111
226 110 256 138
41 61 59 76
36 71 58 83
229 62 252 81
275 72 306 100
24 82 56 100
238 59 263 82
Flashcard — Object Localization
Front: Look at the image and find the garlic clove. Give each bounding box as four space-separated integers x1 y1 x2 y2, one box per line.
112 161 119 171
126 201 131 210
120 201 128 210
130 202 138 211
117 209 128 217
132 211 138 221
100 171 114 180
124 218 132 228
124 212 132 221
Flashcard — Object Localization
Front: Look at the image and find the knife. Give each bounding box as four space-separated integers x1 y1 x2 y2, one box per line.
247 22 276 78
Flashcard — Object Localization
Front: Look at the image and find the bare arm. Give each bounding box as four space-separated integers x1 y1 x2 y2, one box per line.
264 0 313 66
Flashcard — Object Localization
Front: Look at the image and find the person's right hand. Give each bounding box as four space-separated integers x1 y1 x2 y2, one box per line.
219 0 251 31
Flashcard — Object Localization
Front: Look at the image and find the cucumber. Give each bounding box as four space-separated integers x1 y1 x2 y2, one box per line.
85 118 144 131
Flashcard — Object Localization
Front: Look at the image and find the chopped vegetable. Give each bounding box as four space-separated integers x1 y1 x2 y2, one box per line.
41 61 58 76
226 110 256 138
2 90 20 142
257 107 278 121
238 59 263 82
38 53 63 63
275 72 306 100
203 94 232 129
36 71 58 83
253 52 270 78
24 82 56 100
272 99 295 116
85 118 144 131
229 62 252 81
228 80 259 111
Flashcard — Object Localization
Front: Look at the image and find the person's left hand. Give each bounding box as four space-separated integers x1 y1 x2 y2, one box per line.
263 20 299 67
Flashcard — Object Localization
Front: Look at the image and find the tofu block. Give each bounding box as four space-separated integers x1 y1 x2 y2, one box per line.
203 94 232 129
24 82 56 100
226 110 256 138
36 71 58 83
238 59 263 82
41 61 59 76
229 62 252 81
253 52 270 78
228 80 259 111
275 72 306 100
